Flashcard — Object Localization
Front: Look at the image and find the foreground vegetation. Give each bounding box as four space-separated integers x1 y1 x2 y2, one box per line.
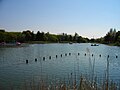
0 28 120 46
0 73 119 90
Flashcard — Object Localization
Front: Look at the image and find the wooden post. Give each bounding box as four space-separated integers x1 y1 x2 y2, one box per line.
49 56 51 59
26 60 28 64
56 55 57 58
69 53 71 56
61 54 62 57
35 58 37 62
43 57 45 61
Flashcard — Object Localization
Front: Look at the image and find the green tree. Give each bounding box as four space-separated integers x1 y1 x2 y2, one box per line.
73 32 78 41
69 35 73 41
22 30 33 41
115 31 120 42
36 31 41 41
104 28 116 43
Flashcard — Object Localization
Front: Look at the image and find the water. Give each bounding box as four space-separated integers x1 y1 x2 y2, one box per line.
0 43 120 89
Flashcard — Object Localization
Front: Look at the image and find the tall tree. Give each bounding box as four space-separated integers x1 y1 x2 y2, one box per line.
36 31 41 41
73 32 78 41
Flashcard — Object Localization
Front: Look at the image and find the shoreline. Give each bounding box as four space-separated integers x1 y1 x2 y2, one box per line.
0 41 120 48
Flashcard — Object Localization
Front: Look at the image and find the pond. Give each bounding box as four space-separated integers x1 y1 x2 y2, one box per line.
0 43 120 89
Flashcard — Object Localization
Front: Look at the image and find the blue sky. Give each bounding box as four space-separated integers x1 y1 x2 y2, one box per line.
0 0 120 38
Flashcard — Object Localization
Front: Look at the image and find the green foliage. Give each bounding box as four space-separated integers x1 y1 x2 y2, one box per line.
0 31 5 42
95 28 120 46
95 37 104 43
1 28 120 46
104 28 116 44
0 29 5 32
0 30 89 43
0 31 20 43
46 33 58 42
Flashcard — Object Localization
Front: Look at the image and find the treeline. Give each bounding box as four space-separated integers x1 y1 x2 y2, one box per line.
1 28 120 45
95 28 120 46
0 29 89 43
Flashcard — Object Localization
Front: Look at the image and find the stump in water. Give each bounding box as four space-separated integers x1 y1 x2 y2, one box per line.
92 54 93 57
35 58 37 62
56 55 58 58
61 54 62 57
43 57 45 61
49 56 51 59
69 53 71 56
65 53 67 56
26 60 28 64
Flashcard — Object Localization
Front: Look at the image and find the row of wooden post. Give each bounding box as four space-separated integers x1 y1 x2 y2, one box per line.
26 53 118 64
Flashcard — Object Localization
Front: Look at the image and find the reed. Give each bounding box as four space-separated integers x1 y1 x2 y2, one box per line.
6 73 120 90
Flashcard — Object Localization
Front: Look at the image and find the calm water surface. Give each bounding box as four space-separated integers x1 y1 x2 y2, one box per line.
0 43 120 89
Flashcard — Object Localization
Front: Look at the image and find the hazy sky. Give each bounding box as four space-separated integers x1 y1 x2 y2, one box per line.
0 0 120 38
